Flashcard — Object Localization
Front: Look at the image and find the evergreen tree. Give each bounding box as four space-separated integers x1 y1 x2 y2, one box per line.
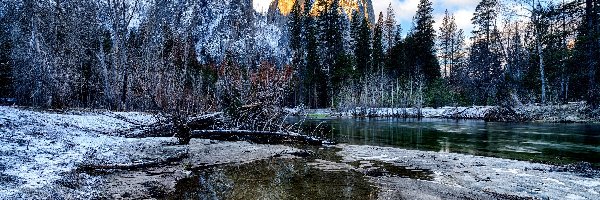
289 0 304 67
0 3 13 99
372 12 385 75
289 0 304 106
504 23 526 97
332 52 354 105
350 11 361 54
450 29 466 83
305 9 321 108
583 0 600 105
322 0 344 62
410 0 439 83
469 0 504 105
317 0 345 107
354 15 372 77
438 10 457 78
384 3 397 52
386 25 406 79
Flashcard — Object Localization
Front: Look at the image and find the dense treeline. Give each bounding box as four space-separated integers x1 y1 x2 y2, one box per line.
289 0 600 109
0 0 599 111
0 0 271 111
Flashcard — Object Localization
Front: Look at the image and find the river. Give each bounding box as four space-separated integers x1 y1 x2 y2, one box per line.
300 118 600 168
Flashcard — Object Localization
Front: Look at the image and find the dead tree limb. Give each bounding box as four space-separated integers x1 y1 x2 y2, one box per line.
78 153 188 171
191 130 334 145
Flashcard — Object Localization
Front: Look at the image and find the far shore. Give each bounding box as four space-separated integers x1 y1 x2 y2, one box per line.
289 102 599 123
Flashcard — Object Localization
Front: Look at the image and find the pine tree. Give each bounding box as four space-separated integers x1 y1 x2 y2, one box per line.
305 9 320 108
289 0 304 106
289 0 304 67
469 0 503 105
350 11 362 53
318 0 345 107
410 0 439 83
354 15 372 77
450 29 466 83
0 3 13 99
438 10 456 78
386 25 406 79
505 22 526 95
583 0 600 105
372 12 384 75
384 3 396 52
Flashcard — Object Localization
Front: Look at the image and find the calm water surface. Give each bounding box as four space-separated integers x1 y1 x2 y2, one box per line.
299 118 600 167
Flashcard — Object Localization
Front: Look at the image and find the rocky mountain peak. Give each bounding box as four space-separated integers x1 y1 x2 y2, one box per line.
269 0 374 23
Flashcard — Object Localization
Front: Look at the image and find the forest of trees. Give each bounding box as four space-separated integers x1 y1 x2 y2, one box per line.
0 0 599 112
288 0 600 109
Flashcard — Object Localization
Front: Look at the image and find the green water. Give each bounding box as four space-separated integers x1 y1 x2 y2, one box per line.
169 158 378 200
300 118 600 167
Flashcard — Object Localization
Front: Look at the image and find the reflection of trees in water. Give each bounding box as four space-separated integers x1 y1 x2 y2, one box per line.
197 170 233 199
170 159 376 199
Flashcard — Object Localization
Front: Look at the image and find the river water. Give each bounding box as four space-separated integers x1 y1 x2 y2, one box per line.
300 118 600 167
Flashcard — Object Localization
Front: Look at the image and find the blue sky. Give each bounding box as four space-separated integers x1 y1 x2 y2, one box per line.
253 0 481 36
372 0 479 36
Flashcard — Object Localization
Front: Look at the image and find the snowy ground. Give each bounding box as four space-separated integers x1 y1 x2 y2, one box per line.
0 106 159 197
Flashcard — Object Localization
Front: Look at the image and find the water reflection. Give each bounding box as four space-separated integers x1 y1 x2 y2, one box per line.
298 118 600 167
169 158 377 200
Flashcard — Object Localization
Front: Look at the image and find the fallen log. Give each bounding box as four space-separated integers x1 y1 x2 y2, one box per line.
78 153 188 171
186 112 224 130
190 130 335 145
121 112 224 138
124 123 173 138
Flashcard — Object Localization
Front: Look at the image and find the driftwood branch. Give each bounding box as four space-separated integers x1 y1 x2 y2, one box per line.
122 113 224 138
191 130 334 145
78 153 188 171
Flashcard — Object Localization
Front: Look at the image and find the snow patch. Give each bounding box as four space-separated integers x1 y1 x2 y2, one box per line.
0 106 159 197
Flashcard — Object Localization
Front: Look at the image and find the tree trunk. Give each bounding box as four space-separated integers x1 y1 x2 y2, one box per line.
533 0 546 105
538 42 546 104
585 0 598 105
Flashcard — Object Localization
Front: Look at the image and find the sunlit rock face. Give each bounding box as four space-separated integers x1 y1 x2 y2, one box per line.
275 0 297 15
269 0 374 23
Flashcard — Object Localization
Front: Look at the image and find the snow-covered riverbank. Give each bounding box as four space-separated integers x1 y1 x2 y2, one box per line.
0 106 298 199
0 106 158 197
296 102 598 122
